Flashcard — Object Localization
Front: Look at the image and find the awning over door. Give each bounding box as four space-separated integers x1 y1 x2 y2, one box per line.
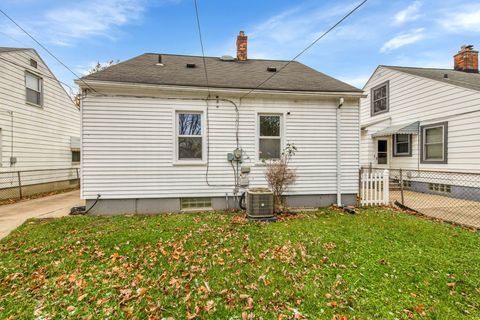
372 121 419 137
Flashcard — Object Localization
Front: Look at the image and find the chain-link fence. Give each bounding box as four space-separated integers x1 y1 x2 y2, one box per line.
363 167 480 229
0 168 79 202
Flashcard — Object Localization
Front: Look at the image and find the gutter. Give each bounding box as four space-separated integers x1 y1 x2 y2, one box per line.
74 79 366 99
336 98 344 206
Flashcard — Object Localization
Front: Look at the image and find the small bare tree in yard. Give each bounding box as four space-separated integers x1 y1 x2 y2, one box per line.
264 143 297 212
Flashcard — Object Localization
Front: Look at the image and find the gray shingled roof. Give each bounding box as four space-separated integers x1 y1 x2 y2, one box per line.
0 47 30 53
82 53 362 93
384 66 480 92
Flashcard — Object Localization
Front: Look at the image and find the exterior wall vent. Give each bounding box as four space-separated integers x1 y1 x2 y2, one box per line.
246 188 274 218
186 63 196 68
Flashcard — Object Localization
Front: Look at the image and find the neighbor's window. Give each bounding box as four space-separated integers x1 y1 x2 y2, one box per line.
25 71 42 106
72 150 80 163
181 197 212 209
259 114 281 160
393 134 411 156
421 122 447 163
177 112 203 160
371 81 389 116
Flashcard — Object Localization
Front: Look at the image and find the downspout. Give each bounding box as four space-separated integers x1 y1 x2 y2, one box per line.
336 97 344 206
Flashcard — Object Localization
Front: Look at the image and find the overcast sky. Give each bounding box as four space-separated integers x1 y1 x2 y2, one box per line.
1 0 479 93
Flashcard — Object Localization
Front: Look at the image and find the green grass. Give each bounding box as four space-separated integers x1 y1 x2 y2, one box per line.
0 208 479 319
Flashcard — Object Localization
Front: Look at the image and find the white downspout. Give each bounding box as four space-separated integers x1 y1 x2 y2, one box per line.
336 97 344 206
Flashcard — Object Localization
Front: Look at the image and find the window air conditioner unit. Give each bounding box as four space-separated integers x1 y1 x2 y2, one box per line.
246 188 274 218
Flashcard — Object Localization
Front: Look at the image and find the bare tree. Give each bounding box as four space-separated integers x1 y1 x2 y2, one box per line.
264 143 297 212
74 60 119 108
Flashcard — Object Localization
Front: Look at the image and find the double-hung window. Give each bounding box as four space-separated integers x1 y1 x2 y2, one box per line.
176 112 203 161
258 114 282 160
25 71 42 106
421 122 447 163
393 134 411 156
371 81 389 116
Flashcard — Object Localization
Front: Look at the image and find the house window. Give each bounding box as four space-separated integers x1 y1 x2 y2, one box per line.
429 183 451 193
181 197 212 209
393 134 411 156
371 81 389 116
176 112 203 161
421 122 447 163
72 150 80 163
258 114 282 160
25 71 42 106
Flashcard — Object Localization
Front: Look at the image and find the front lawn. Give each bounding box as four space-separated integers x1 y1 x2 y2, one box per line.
1 208 479 319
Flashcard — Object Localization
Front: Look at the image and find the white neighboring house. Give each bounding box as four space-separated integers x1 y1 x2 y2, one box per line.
0 48 80 195
361 45 480 172
77 32 363 214
360 45 480 199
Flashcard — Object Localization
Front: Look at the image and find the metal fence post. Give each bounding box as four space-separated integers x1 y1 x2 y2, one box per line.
399 168 404 205
75 168 80 188
17 171 22 199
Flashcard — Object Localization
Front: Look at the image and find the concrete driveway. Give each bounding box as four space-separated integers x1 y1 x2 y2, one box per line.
0 190 84 239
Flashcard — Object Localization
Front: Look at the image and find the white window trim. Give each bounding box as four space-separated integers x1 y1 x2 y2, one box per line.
422 124 445 163
172 107 207 166
255 112 285 164
25 71 43 107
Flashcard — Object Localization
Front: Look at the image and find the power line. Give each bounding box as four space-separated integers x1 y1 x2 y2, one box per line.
239 0 368 99
193 0 210 97
0 8 98 94
0 56 76 93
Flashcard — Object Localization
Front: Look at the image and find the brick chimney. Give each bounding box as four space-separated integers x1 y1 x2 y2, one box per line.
236 31 247 61
454 45 478 73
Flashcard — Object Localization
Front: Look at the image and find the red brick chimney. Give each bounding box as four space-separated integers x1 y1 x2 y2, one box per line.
454 45 478 73
236 31 247 61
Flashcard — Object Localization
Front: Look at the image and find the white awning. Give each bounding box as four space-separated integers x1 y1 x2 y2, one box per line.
372 121 419 137
70 136 80 151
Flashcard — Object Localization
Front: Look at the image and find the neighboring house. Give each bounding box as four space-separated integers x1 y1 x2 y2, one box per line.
77 32 363 214
360 45 480 173
0 47 80 197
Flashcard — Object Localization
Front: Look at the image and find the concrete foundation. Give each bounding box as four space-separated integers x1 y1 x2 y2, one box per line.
85 193 358 215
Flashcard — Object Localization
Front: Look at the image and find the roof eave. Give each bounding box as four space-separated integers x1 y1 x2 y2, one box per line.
75 79 366 98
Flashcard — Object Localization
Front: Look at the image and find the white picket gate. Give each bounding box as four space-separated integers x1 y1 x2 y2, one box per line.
360 169 389 206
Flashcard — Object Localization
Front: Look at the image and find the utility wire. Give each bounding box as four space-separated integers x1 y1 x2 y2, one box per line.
239 0 368 99
0 56 76 93
193 0 210 97
0 8 99 94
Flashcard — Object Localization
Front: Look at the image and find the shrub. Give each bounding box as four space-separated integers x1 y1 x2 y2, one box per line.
264 144 297 212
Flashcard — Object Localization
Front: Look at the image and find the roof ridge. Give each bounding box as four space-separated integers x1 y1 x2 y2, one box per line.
143 52 296 63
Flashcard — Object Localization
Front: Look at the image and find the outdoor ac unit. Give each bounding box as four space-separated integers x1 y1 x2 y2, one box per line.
246 188 274 218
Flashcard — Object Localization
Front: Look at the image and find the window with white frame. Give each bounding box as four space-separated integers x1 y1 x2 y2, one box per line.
421 122 447 163
258 114 282 160
176 112 203 161
393 134 411 156
371 81 389 116
25 71 42 106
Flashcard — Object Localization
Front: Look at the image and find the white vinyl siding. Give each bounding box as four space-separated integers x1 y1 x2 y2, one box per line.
360 66 480 173
81 95 359 200
0 49 79 171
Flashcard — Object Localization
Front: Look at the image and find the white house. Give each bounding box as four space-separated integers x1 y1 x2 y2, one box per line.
0 48 80 196
360 45 480 172
77 32 363 214
360 45 480 200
